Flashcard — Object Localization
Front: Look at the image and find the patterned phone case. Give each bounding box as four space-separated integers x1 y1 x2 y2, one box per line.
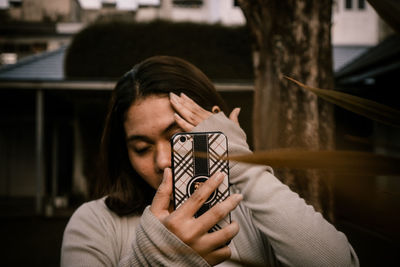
171 131 230 232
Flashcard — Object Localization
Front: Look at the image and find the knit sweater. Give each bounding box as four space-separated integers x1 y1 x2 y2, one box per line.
61 112 359 266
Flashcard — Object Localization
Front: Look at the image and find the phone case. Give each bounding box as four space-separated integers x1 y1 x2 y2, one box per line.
171 131 230 232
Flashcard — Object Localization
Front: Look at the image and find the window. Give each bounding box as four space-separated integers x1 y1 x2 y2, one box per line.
173 0 203 7
9 0 22 8
344 0 366 11
345 0 352 9
358 0 365 10
102 0 116 8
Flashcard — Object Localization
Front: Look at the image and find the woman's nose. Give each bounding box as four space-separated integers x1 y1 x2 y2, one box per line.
155 141 171 171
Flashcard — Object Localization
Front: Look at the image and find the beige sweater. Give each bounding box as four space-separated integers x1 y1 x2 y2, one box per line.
61 113 359 266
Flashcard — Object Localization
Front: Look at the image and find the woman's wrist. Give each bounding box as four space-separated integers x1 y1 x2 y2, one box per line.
138 206 211 266
193 112 273 181
192 112 251 155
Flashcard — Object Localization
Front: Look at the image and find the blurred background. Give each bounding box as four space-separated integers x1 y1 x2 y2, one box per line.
0 0 399 266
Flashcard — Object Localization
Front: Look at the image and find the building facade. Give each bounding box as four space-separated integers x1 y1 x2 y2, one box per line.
1 0 387 66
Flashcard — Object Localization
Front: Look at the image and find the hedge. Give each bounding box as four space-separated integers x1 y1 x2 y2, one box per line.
65 20 253 80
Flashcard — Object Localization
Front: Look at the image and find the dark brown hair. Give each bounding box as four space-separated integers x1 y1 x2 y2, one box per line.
95 55 229 216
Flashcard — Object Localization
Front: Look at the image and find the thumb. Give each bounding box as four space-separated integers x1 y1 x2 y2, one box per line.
150 168 173 217
229 107 241 126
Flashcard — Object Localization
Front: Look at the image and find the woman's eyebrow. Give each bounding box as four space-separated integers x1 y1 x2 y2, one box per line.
163 121 181 135
126 135 152 143
126 121 181 143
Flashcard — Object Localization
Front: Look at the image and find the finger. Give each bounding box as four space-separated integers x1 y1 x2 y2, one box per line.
180 93 200 108
177 172 225 217
196 194 242 232
170 93 211 125
180 93 212 121
174 112 194 132
197 221 239 253
228 107 241 125
202 246 231 266
150 168 173 217
170 93 198 125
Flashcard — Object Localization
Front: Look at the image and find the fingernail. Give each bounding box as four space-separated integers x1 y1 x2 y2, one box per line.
236 107 241 115
163 168 170 180
170 92 178 100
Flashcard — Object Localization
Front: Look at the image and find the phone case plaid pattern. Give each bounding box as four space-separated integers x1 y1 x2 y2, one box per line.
172 132 230 232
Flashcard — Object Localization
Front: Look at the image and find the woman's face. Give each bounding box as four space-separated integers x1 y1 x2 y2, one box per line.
124 95 182 189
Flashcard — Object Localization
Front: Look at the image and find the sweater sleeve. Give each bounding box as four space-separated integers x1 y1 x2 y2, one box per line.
120 207 210 267
193 112 359 267
61 201 210 267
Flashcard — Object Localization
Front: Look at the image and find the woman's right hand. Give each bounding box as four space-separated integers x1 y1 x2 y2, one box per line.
150 168 242 266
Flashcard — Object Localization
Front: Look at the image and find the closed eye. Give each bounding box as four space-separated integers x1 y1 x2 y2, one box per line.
134 146 151 155
127 141 152 156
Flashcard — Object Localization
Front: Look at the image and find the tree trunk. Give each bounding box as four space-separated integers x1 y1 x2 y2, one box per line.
239 0 335 221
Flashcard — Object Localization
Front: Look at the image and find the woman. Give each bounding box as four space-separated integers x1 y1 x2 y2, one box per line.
61 56 359 266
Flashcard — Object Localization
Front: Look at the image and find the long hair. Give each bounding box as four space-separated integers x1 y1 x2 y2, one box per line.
95 55 229 216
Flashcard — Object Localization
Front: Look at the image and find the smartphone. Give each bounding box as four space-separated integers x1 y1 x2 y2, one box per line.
171 131 231 232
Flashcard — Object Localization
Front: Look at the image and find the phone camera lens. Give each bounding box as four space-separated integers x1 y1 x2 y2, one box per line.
179 136 186 143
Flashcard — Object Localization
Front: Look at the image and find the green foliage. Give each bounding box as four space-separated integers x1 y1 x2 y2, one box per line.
65 20 253 80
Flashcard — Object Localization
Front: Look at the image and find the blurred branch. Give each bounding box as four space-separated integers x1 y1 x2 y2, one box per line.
285 76 400 128
344 134 400 151
229 150 400 176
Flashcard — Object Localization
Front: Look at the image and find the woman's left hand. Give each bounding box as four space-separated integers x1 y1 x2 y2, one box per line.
169 92 240 131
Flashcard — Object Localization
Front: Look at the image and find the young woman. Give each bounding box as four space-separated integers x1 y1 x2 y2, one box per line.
61 56 359 266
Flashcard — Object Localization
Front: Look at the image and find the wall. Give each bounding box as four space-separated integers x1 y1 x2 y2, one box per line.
135 0 245 25
332 0 379 45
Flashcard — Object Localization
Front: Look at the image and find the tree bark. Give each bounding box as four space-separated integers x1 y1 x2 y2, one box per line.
239 0 335 221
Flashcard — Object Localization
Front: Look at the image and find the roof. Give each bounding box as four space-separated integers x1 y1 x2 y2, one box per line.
0 47 66 81
333 46 370 72
335 34 400 84
0 46 253 92
0 42 372 84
